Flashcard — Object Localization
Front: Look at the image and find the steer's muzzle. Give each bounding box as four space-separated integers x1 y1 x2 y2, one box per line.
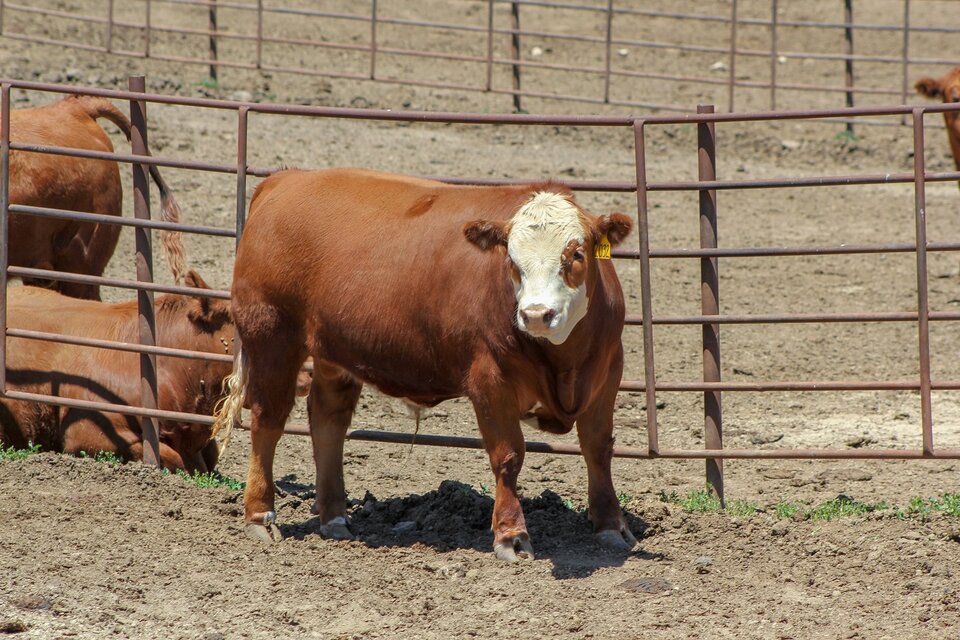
519 304 557 332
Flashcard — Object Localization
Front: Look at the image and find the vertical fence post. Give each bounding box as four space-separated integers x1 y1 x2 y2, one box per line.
603 0 614 104
510 1 523 113
128 75 161 469
770 0 778 110
145 0 151 58
486 0 494 91
236 108 249 244
698 104 724 504
256 0 263 70
727 0 738 112
900 0 911 122
0 84 9 395
0 0 5 35
844 0 855 135
632 119 658 454
209 0 219 83
911 108 934 456
106 0 114 53
370 0 378 80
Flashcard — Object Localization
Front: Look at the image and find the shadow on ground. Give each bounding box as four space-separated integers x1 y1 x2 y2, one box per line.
273 477 655 578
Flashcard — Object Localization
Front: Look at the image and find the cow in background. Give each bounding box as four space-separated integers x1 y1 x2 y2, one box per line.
213 168 638 562
7 94 186 299
916 67 960 189
0 271 232 472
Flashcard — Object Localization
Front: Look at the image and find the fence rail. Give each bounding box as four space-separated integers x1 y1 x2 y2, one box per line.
1 1 959 116
3 77 960 501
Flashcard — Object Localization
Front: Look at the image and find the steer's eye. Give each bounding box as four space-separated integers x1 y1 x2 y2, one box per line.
573 249 585 261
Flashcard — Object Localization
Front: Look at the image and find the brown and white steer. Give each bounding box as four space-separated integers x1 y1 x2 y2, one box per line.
8 94 186 299
916 67 960 188
213 168 637 561
0 271 233 472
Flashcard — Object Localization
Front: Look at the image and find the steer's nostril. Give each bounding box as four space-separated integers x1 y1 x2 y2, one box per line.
519 310 529 324
543 309 556 325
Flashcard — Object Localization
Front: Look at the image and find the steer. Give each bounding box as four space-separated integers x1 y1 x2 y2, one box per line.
0 271 233 472
7 94 186 299
213 168 636 561
915 66 960 189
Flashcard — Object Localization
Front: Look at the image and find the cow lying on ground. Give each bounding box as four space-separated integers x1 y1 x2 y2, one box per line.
8 94 186 299
916 67 960 188
213 168 637 561
0 271 232 472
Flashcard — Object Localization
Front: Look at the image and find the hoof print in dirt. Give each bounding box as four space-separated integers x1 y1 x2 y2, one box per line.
317 516 355 541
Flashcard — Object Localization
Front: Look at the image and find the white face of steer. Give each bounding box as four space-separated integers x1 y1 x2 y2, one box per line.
464 190 632 347
506 192 589 344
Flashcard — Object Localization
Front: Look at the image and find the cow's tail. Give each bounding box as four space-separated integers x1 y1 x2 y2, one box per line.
211 346 248 455
74 95 188 285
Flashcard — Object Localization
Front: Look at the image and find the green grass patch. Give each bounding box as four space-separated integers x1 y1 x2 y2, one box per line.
174 469 244 491
0 442 41 461
906 493 960 518
808 495 887 521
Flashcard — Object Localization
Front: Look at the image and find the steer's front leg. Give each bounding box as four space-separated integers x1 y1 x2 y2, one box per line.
575 348 638 552
469 362 533 562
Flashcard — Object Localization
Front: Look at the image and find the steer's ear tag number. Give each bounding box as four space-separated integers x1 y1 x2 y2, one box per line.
595 234 612 260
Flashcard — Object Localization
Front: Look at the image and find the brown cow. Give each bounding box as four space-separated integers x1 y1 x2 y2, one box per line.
213 168 637 561
8 94 186 299
0 271 232 472
916 67 960 188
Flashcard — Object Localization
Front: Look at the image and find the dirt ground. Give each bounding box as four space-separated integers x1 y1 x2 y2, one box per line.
2 1 960 638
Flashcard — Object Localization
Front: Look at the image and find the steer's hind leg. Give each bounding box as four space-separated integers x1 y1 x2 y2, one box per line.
574 347 637 553
242 338 306 543
307 359 363 540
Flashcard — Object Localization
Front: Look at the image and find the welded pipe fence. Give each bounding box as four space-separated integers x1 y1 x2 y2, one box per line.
3 77 960 501
1 1 959 116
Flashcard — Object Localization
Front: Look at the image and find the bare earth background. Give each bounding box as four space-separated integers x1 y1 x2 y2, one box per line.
2 1 960 638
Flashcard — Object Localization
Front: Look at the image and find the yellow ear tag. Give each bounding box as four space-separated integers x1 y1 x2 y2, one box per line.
595 234 612 260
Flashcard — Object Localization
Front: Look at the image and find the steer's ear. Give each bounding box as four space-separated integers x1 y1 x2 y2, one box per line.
594 213 633 247
463 220 510 251
184 269 231 329
915 77 944 99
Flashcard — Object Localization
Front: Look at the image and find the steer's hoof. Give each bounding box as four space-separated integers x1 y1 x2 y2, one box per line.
494 534 535 563
318 516 355 541
245 511 282 544
596 526 639 552
245 522 282 544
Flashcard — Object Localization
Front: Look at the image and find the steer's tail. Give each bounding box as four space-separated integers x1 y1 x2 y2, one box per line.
74 95 187 285
211 347 248 454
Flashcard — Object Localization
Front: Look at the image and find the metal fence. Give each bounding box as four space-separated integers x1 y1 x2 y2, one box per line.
3 77 960 501
1 1 959 116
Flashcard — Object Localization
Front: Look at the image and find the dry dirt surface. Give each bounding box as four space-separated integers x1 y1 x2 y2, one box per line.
2 1 960 639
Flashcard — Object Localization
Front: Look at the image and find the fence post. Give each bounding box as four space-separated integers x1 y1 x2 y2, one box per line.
632 119 658 454
106 0 114 53
911 108 934 456
486 0 494 91
698 104 724 504
603 0 614 104
510 1 522 113
900 0 911 118
0 0 5 35
770 0 778 110
128 75 162 469
370 0 378 80
145 0 151 58
844 0 854 135
0 84 9 395
209 0 219 83
727 0 738 112
256 0 263 70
